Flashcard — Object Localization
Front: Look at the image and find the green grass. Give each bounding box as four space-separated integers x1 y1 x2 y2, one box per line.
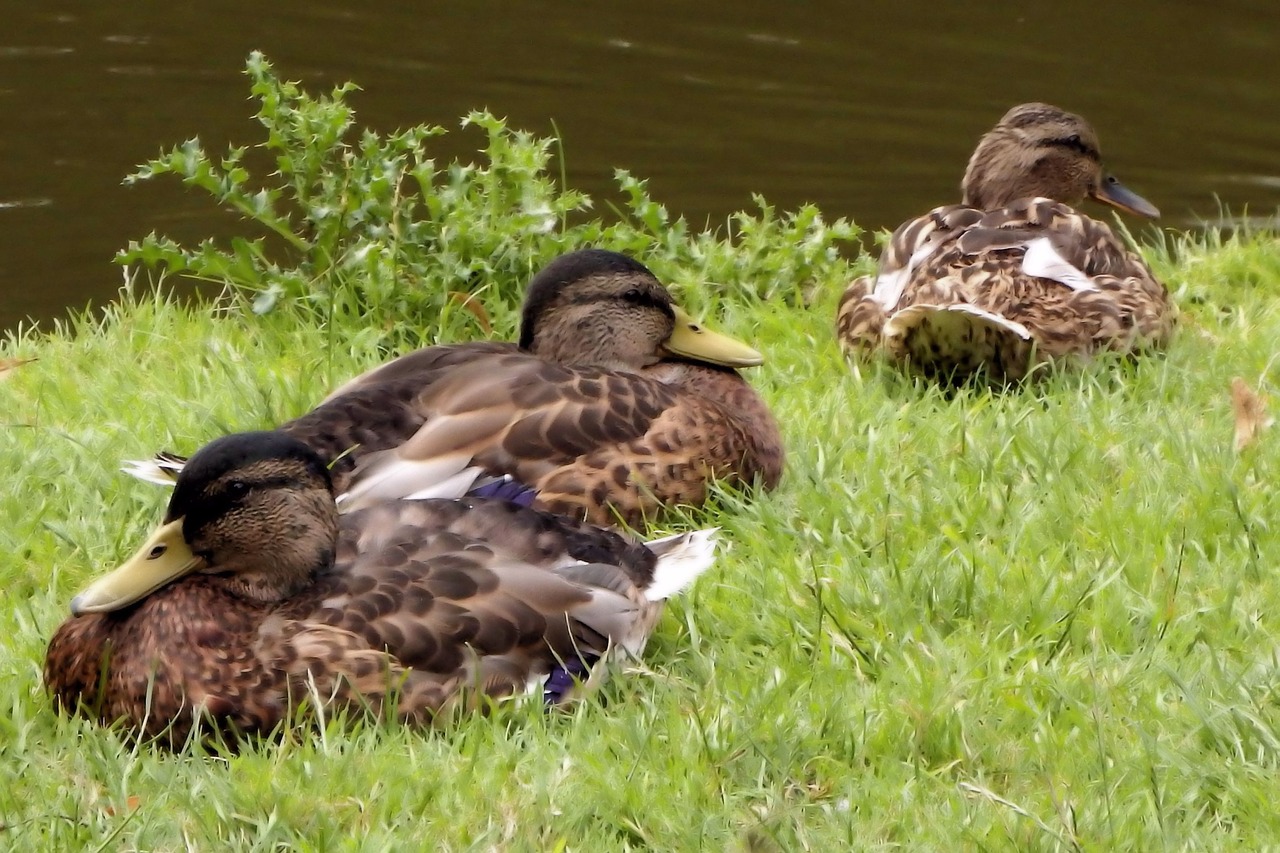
3 232 1280 850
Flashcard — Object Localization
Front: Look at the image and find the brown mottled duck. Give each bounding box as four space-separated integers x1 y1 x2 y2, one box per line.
129 249 783 528
47 431 717 746
836 102 1175 382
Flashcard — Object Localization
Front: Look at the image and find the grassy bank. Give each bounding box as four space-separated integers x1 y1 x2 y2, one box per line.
6 55 1280 849
2 231 1280 849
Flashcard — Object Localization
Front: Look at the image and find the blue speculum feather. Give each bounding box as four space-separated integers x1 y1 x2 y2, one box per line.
543 655 595 704
469 477 538 507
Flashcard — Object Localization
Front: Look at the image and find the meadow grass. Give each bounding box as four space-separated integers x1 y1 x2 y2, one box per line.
2 232 1280 851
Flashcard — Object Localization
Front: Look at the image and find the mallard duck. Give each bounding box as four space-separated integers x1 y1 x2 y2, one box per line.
46 431 717 746
836 103 1175 382
128 249 783 527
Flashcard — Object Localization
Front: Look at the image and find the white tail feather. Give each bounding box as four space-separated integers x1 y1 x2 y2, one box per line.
400 467 487 501
1021 237 1097 292
120 458 181 487
884 302 1033 342
871 240 940 310
642 528 719 601
335 453 482 510
125 447 487 512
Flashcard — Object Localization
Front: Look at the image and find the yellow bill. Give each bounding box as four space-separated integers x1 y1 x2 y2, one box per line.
663 306 764 368
70 518 203 615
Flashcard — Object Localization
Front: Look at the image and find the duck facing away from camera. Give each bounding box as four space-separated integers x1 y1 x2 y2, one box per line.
837 102 1175 383
128 249 783 528
47 431 717 746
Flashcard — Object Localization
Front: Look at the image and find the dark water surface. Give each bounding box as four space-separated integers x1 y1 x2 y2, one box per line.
2 1 1278 331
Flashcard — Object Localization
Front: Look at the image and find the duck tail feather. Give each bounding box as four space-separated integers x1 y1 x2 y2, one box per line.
884 302 1034 341
120 451 187 486
336 452 482 511
642 528 719 601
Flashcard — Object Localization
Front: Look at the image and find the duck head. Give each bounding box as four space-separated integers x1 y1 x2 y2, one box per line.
961 102 1160 218
71 432 338 614
518 249 763 372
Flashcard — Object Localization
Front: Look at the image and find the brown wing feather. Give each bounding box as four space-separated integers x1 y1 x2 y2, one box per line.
836 197 1175 378
158 329 777 524
319 341 515 403
278 343 516 486
535 366 782 526
44 498 674 743
141 335 779 524
838 205 980 351
349 356 781 527
836 273 886 353
342 497 658 583
913 199 1174 350
269 532 663 726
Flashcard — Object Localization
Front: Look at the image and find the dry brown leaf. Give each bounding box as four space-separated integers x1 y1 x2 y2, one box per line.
0 356 36 381
1231 377 1273 452
447 291 493 334
103 795 141 816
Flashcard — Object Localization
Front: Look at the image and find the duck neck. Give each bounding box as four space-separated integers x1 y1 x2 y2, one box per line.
530 338 651 373
212 493 339 604
961 134 1090 210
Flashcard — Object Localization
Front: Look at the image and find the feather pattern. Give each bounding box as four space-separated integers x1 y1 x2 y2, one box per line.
122 250 782 527
47 433 717 746
334 355 781 527
837 104 1176 382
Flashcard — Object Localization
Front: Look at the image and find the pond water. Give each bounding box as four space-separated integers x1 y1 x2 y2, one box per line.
2 0 1278 331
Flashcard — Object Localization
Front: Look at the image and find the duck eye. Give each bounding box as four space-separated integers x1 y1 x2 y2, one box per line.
226 480 250 497
622 288 646 304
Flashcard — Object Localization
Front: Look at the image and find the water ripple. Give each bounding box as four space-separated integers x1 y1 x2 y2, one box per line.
0 46 73 59
746 32 801 47
1223 175 1280 190
0 198 54 211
